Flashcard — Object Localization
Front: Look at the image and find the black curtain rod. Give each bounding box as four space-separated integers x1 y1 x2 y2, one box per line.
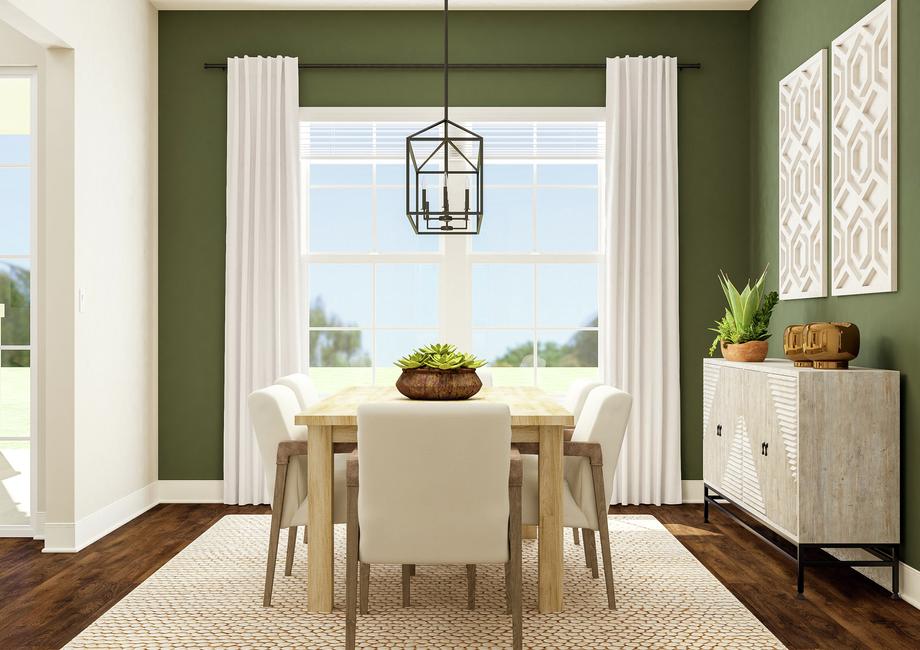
203 62 701 71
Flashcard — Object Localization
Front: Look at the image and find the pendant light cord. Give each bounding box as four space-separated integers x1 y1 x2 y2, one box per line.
444 0 448 123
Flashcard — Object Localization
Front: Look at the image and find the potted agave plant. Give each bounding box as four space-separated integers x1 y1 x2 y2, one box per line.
394 343 488 400
708 268 779 362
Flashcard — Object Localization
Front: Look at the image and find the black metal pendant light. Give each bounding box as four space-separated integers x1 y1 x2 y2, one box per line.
406 0 484 235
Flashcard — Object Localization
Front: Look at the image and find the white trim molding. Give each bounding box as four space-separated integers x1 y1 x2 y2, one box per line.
158 480 225 503
682 480 704 504
42 482 158 553
900 561 920 611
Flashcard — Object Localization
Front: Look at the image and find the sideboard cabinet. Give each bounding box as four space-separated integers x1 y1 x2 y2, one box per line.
702 358 899 596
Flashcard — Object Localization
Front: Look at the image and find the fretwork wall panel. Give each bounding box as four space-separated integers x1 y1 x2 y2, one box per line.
779 50 827 299
831 0 897 295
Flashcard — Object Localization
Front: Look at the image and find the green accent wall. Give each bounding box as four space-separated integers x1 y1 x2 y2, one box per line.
158 12 751 482
749 0 919 567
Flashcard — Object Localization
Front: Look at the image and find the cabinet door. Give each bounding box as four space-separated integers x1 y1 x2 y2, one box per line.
702 364 725 489
711 367 744 502
744 370 798 536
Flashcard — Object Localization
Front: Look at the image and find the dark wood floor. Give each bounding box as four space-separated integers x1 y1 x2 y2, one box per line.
1 503 919 649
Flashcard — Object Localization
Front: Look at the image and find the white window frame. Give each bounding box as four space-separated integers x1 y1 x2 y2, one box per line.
299 106 606 392
0 67 39 536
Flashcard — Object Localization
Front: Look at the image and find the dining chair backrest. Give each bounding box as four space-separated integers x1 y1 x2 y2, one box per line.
248 385 308 520
356 401 512 565
562 379 604 423
565 386 632 527
477 368 494 388
275 373 320 411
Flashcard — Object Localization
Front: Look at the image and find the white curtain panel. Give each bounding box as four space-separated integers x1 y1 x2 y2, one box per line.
223 56 302 505
604 56 682 505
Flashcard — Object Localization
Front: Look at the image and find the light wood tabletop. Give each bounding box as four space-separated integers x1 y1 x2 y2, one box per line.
295 385 573 614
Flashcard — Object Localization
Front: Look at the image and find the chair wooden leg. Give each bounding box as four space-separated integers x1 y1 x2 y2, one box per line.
466 564 477 610
510 484 523 650
303 525 308 544
504 562 511 614
263 460 288 607
402 565 412 607
572 527 581 546
284 526 297 576
346 484 359 649
409 564 416 576
591 465 616 610
359 562 370 614
582 528 599 578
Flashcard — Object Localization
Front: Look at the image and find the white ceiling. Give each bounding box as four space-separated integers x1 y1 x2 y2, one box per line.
152 0 758 10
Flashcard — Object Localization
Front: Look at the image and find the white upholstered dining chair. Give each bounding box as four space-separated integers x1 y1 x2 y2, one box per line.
248 385 348 606
345 402 522 650
561 378 603 546
563 378 604 425
274 373 320 410
519 385 632 609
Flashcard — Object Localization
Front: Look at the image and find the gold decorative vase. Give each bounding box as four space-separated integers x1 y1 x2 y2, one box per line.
802 322 860 369
720 340 769 362
783 324 812 367
395 367 483 400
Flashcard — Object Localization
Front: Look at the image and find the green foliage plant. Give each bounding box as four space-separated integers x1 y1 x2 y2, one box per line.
708 268 779 356
395 343 488 370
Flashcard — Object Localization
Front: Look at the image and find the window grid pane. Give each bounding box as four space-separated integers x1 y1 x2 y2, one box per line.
302 118 603 394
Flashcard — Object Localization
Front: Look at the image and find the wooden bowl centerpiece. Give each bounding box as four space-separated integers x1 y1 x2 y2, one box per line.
394 343 488 401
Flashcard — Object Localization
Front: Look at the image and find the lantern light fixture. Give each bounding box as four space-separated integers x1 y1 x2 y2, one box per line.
406 0 484 235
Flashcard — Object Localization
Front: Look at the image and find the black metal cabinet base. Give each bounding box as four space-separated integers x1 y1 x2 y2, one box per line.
703 483 900 599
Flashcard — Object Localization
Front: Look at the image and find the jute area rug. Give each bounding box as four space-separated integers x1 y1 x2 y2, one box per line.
66 514 784 649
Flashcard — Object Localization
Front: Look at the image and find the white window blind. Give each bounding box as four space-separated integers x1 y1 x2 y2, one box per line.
300 121 605 160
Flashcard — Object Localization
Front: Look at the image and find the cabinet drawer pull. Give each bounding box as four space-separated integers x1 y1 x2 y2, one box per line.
764 442 769 456
716 424 722 437
761 441 766 456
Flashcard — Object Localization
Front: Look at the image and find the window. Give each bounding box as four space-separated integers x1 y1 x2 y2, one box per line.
301 109 604 396
0 69 36 529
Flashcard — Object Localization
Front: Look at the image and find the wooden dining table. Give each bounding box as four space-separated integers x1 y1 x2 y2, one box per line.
294 384 573 614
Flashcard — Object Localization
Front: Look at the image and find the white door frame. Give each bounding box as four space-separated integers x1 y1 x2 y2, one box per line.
0 66 40 537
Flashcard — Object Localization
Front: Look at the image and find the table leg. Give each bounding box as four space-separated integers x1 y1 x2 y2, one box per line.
538 424 564 613
307 425 334 612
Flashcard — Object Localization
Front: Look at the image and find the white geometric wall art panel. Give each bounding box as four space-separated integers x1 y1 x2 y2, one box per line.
831 0 897 295
779 49 827 299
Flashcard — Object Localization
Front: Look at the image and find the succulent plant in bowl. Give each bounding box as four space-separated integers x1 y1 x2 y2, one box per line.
707 268 779 362
394 343 488 400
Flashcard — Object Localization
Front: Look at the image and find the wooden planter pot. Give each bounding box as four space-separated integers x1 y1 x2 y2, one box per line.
395 367 483 400
720 340 768 362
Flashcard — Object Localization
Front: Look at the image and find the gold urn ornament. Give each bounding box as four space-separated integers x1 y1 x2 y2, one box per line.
783 324 812 367
802 322 860 369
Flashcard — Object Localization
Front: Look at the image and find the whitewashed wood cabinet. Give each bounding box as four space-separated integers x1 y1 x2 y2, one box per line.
702 359 900 595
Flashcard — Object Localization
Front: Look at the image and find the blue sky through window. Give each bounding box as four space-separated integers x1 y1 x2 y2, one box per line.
537 264 597 327
0 135 29 165
0 168 30 255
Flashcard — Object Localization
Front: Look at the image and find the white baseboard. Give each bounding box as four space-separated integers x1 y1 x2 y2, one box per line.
0 524 34 537
32 510 46 540
158 479 224 503
682 479 703 503
900 561 920 610
42 482 158 553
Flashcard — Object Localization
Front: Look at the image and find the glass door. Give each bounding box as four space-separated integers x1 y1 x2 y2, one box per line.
0 69 36 532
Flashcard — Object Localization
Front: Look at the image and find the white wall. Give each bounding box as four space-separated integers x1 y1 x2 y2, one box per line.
1 0 158 550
